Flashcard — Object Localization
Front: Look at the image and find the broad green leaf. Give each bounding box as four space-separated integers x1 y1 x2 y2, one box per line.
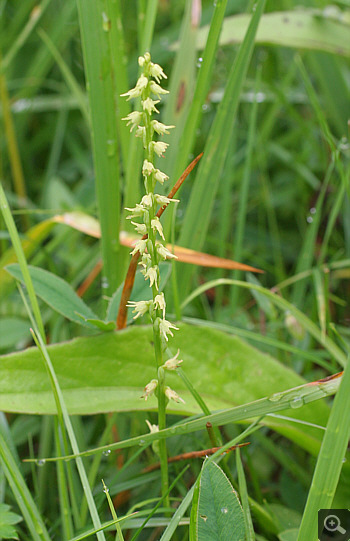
0 504 22 540
278 529 299 541
0 323 330 454
190 460 245 541
0 218 56 299
6 264 98 328
193 10 350 57
0 318 31 350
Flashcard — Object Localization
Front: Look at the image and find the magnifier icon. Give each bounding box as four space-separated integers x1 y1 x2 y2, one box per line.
324 515 346 534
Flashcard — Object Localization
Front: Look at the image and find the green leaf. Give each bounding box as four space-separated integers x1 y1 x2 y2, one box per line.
0 504 22 540
0 323 330 454
190 460 245 541
193 9 350 57
5 264 98 328
0 318 30 350
0 218 56 299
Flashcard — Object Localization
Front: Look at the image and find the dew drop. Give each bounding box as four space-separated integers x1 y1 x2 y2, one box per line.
101 277 109 289
36 459 46 467
342 457 346 463
103 486 109 494
102 12 111 32
139 439 146 446
290 396 304 409
307 216 313 223
103 449 111 456
202 103 209 112
221 507 228 514
107 139 116 157
213 0 217 7
268 392 283 402
197 57 203 68
310 207 316 214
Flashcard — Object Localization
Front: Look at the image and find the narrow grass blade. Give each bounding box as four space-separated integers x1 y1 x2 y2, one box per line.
297 355 350 539
194 9 350 57
230 66 261 310
0 54 28 228
0 217 55 299
161 1 197 183
178 0 266 296
76 0 121 294
37 28 89 124
1 0 52 72
236 449 255 540
0 183 45 338
30 371 342 462
170 0 229 184
106 0 131 169
181 279 346 366
0 432 51 541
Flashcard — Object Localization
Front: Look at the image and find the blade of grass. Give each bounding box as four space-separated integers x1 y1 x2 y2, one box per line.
171 0 230 183
236 448 255 540
106 0 131 169
312 268 327 342
121 0 158 238
0 183 45 338
182 316 334 372
76 0 121 295
181 278 346 367
16 286 106 541
54 418 75 539
30 371 343 463
0 0 52 72
0 52 28 228
178 0 266 297
37 28 89 124
0 431 51 541
231 66 261 311
297 355 350 539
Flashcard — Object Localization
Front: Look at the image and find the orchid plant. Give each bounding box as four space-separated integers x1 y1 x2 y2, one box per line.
121 52 184 500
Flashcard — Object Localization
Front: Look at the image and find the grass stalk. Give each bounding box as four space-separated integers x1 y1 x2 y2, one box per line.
230 67 261 311
178 0 266 297
76 0 122 295
0 53 28 228
297 354 350 539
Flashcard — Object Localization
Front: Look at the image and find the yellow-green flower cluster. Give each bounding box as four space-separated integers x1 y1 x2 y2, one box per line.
121 53 184 405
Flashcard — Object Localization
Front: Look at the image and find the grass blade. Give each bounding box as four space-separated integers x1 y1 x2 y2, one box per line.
0 431 51 541
297 355 350 539
76 0 121 294
178 0 266 296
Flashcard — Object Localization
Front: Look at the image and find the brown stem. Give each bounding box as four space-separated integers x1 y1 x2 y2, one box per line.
143 442 250 473
116 152 203 329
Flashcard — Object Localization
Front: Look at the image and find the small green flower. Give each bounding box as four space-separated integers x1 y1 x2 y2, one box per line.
123 111 143 131
156 242 177 260
127 300 152 320
151 218 165 240
165 386 185 404
154 292 166 318
163 349 183 371
152 120 175 135
142 379 158 400
130 238 147 256
159 318 179 341
150 140 169 157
